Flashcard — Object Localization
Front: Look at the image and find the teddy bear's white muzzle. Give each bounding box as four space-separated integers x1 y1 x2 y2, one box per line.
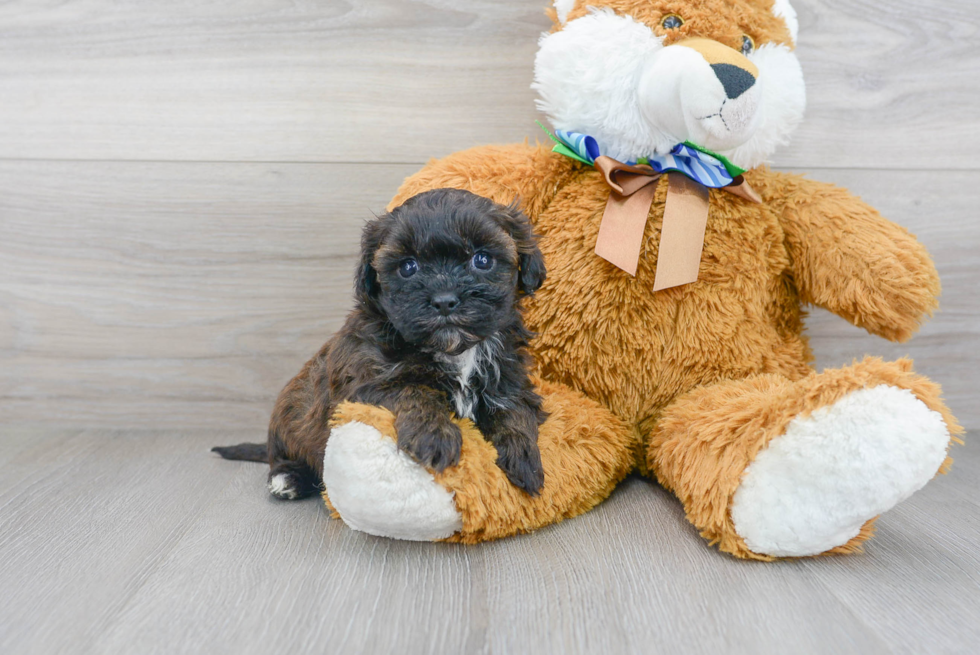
637 43 763 152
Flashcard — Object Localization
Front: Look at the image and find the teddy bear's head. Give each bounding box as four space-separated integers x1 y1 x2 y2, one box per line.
533 0 805 170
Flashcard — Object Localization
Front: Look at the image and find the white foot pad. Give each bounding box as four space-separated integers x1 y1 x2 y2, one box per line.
731 385 950 557
322 421 463 541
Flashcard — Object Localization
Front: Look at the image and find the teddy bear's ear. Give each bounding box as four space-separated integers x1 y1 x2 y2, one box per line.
552 0 576 26
772 0 799 44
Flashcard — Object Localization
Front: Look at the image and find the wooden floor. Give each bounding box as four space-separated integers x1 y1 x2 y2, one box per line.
1 429 979 654
2 1 979 653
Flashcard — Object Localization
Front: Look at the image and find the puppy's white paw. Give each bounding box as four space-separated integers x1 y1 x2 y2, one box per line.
731 385 951 557
268 473 298 500
323 421 463 541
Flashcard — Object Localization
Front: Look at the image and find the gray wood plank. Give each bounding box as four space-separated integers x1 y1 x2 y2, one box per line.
2 162 976 430
0 0 547 165
0 0 977 168
0 425 81 472
476 478 891 655
0 160 415 429
2 427 977 655
91 455 484 655
94 475 892 655
0 429 241 655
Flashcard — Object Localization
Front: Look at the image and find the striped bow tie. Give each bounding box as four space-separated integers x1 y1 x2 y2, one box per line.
538 123 760 290
550 129 745 188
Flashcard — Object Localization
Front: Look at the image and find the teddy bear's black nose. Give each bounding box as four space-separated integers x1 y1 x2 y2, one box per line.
711 63 756 99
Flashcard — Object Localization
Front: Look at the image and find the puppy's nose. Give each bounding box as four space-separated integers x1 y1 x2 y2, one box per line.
431 293 460 316
711 63 756 99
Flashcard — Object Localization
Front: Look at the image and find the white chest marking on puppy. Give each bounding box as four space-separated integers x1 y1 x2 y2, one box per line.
439 346 481 421
436 337 503 421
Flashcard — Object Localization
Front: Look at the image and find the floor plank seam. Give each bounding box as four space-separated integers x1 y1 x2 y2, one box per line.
796 565 898 654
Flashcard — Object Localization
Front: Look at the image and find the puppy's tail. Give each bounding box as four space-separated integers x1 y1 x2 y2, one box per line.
211 442 267 463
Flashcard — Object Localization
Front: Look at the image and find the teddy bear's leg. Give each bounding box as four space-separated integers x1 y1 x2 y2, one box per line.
321 411 464 541
322 379 634 543
646 357 962 560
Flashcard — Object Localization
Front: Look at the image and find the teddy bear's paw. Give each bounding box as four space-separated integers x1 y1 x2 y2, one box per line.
322 420 463 541
730 385 951 557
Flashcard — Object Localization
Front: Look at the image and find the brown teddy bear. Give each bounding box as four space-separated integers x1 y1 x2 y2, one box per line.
319 0 962 560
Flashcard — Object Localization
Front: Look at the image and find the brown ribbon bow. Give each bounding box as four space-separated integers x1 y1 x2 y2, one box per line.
592 155 761 290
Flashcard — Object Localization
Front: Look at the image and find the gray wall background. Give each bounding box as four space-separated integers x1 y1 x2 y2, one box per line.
1 0 976 432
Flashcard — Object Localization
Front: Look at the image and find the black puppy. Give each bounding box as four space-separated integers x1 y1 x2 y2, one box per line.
214 188 548 497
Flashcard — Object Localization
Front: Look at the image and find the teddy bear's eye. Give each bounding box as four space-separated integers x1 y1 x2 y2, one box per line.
661 14 684 30
741 35 755 55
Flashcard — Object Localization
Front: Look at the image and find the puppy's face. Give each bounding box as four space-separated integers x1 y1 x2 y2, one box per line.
357 189 545 355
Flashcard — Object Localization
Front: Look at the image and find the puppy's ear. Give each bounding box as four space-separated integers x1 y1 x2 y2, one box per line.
495 202 546 296
355 214 391 303
518 241 547 296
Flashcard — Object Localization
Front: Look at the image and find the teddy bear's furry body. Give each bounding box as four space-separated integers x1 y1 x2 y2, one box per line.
385 147 959 558
316 0 962 559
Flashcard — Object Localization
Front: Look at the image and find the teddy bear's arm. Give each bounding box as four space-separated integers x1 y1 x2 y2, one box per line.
388 143 576 219
769 172 940 342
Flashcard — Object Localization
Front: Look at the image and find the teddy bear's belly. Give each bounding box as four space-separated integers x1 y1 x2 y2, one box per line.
524 174 811 425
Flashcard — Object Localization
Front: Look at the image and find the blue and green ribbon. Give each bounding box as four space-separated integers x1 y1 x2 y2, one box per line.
538 122 746 189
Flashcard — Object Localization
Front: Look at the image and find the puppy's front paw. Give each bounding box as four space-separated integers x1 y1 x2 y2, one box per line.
395 415 463 473
495 438 544 496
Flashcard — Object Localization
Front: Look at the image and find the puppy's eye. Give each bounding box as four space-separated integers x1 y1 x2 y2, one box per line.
471 252 494 271
661 14 684 30
398 259 418 278
741 35 755 55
